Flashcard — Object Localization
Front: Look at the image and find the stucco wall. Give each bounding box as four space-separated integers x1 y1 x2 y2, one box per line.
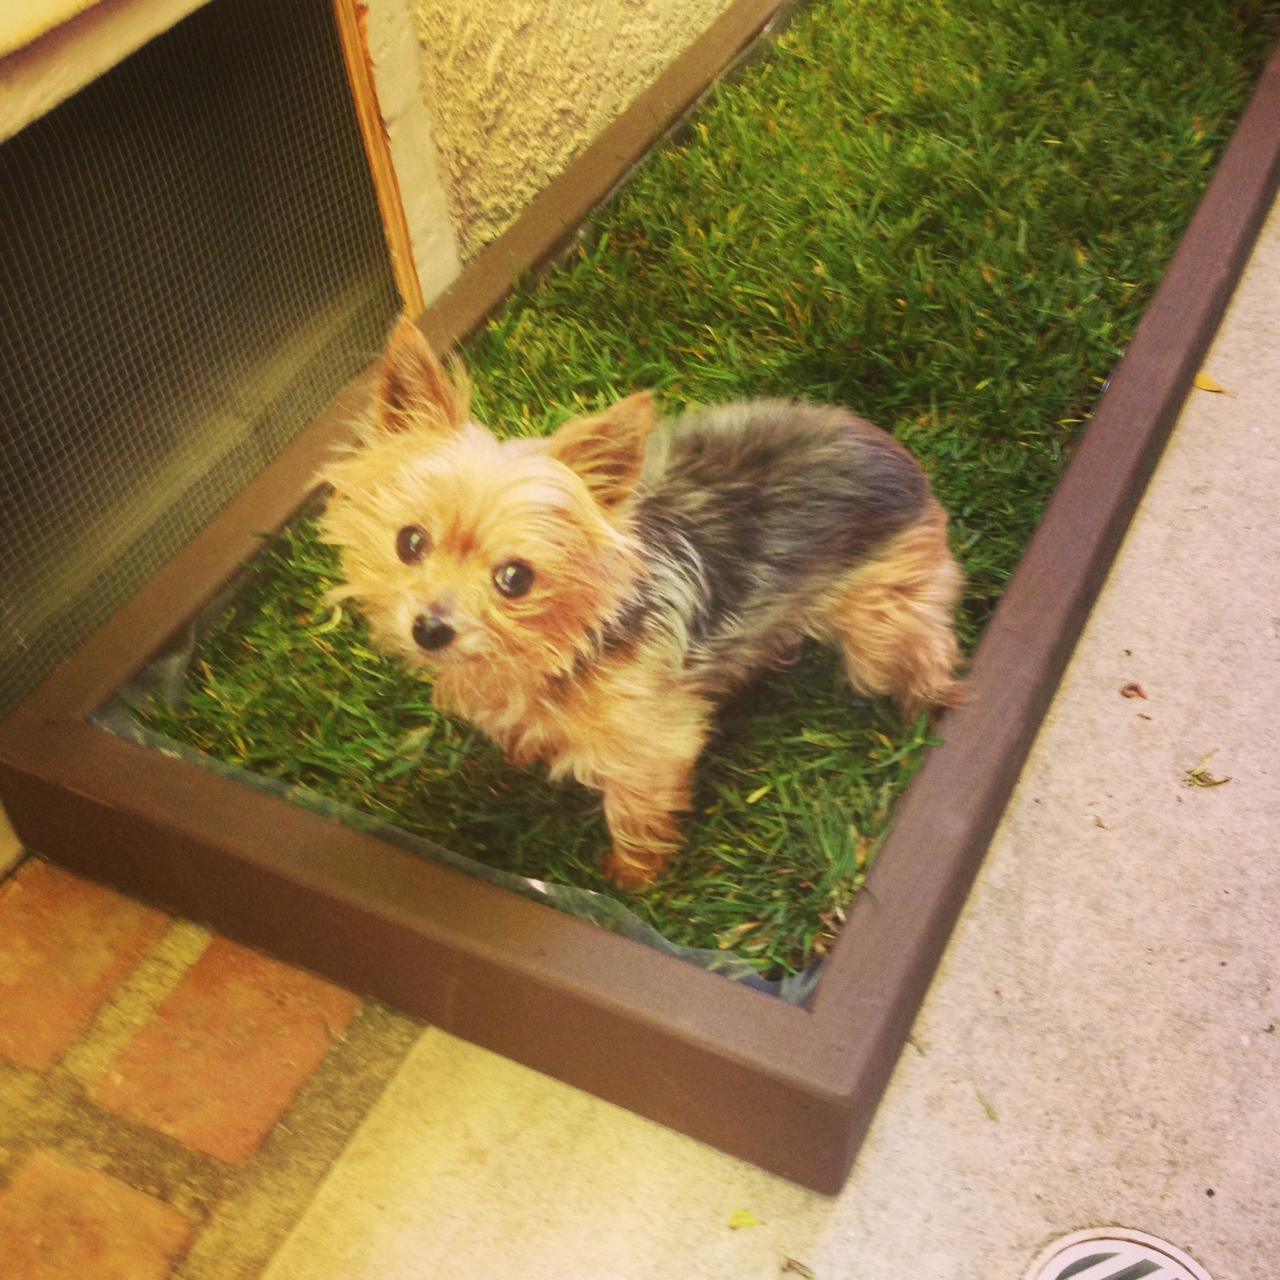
412 0 735 260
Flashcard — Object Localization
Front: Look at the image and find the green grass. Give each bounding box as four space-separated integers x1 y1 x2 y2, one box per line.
140 0 1277 978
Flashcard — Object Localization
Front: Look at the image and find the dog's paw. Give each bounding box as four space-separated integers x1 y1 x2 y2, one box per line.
601 845 664 891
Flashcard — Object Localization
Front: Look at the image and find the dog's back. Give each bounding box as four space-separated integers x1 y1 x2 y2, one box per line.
622 401 940 690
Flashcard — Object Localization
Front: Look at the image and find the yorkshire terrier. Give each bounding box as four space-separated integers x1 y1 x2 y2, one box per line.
319 321 963 888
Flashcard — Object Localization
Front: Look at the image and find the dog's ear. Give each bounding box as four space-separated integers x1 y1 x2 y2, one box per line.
371 319 469 439
547 392 654 510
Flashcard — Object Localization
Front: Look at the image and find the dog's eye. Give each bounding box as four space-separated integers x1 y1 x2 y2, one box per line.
396 525 430 564
492 560 535 599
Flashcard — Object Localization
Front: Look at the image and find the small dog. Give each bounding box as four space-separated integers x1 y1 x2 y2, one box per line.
319 320 963 887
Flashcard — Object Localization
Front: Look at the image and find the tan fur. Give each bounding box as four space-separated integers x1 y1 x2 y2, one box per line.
545 393 655 512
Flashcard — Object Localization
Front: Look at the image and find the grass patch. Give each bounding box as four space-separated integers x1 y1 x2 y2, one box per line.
142 0 1277 978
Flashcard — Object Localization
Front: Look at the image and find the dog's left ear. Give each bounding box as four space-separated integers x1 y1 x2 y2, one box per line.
547 392 654 511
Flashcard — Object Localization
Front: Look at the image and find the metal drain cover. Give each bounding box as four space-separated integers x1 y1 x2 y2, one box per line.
1024 1228 1213 1280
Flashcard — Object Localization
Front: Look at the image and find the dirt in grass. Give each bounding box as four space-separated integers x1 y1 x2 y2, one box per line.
139 0 1280 978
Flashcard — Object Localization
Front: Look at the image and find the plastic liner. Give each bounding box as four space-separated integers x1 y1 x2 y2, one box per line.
97 591 824 1006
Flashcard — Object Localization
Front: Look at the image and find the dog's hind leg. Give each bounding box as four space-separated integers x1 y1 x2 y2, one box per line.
825 501 965 720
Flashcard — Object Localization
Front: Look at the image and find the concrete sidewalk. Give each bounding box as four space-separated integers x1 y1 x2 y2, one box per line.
1 201 1276 1280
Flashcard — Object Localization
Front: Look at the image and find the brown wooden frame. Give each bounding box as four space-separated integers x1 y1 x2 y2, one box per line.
330 0 425 317
2 10 1277 1194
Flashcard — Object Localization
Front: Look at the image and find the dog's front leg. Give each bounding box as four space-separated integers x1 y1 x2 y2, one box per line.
599 764 697 889
565 671 712 889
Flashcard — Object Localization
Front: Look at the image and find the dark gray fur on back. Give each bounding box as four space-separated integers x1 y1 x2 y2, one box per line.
607 400 931 684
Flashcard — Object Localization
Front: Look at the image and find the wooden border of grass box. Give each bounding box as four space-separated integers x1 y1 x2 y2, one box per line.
3 12 1279 1195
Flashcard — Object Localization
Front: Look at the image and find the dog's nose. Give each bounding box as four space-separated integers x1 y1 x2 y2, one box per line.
412 615 455 652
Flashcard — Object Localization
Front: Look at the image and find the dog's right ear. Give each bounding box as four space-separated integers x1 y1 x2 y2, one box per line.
371 319 470 440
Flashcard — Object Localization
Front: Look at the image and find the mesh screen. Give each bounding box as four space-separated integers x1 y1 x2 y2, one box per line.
0 0 400 717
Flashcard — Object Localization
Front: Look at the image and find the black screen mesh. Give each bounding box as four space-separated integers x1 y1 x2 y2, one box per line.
0 0 400 716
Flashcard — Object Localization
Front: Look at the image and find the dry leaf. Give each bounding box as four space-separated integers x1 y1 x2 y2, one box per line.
728 1210 764 1230
854 834 875 871
1193 371 1229 394
716 922 762 951
782 1261 817 1279
1186 750 1231 788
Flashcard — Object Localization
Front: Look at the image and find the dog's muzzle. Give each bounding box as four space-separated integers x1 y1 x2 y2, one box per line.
412 615 456 652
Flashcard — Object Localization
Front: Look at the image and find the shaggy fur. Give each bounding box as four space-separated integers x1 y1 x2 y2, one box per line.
319 320 963 886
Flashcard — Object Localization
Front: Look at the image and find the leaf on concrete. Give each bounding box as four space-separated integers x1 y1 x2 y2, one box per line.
782 1260 817 1278
1186 749 1231 787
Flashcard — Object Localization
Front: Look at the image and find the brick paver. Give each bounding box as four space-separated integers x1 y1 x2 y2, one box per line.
0 860 169 1072
0 1149 193 1280
90 936 362 1163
